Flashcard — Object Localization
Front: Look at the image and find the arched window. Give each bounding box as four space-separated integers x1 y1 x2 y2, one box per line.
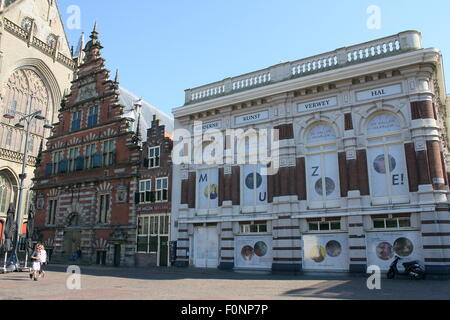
306 123 341 209
2 68 52 156
0 174 13 215
366 113 409 204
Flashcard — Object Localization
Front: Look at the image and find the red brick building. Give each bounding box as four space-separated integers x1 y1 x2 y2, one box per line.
135 116 173 267
32 26 142 266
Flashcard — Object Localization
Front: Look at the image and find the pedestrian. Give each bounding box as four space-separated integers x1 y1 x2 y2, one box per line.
30 244 46 281
38 245 47 279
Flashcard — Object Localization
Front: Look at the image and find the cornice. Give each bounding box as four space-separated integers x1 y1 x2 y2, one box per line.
173 49 442 118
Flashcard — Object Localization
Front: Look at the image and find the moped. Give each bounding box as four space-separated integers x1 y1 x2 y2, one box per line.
387 255 425 280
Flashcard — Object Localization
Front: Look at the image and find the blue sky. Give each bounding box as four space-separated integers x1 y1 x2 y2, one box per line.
59 0 450 116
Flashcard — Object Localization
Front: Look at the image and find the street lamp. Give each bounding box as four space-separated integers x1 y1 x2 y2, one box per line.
2 104 52 271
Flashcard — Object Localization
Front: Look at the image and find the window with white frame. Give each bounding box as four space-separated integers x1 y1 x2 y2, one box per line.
306 123 341 209
68 147 80 172
308 219 342 231
240 222 268 233
137 215 169 253
102 140 115 166
52 151 63 174
98 194 110 224
85 143 97 169
47 199 57 225
372 216 411 229
148 146 160 168
71 110 82 131
139 179 152 203
87 105 99 127
366 113 409 205
156 177 169 202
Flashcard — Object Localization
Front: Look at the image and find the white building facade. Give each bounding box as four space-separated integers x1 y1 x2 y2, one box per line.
171 31 450 275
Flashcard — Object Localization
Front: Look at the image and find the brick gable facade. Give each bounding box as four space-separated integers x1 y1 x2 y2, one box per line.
32 26 141 266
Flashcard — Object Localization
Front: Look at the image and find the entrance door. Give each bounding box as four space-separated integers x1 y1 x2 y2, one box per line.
194 226 219 268
63 230 81 259
159 236 169 267
113 245 121 267
96 251 107 265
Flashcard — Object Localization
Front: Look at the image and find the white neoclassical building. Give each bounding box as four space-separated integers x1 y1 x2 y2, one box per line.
171 31 450 275
0 0 75 242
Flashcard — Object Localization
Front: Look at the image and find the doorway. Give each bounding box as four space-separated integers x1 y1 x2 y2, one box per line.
113 244 121 267
96 251 107 265
193 226 219 268
63 230 82 259
159 236 169 267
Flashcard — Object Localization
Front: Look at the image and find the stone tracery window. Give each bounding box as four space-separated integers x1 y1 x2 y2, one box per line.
2 69 52 155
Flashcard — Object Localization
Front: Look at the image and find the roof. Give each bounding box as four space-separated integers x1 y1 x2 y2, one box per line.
119 87 174 141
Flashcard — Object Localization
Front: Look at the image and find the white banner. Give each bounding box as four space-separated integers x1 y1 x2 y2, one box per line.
243 164 268 206
368 144 409 198
197 169 219 209
303 234 349 271
235 236 273 269
366 231 424 271
389 144 409 196
307 153 340 202
307 154 323 202
324 153 340 200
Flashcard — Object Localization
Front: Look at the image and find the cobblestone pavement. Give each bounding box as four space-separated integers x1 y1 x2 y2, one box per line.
0 265 448 300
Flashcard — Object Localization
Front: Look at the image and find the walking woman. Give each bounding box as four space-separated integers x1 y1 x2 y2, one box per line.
30 244 46 281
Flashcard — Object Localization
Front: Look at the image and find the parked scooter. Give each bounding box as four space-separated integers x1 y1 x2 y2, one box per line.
387 255 425 280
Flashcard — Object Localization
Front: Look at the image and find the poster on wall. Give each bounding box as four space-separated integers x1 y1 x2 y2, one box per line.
366 231 424 271
243 164 268 207
235 236 272 269
307 153 340 202
368 144 409 198
303 234 349 271
197 169 219 209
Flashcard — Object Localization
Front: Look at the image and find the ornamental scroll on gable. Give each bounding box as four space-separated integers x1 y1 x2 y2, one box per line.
109 229 128 242
77 83 98 102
